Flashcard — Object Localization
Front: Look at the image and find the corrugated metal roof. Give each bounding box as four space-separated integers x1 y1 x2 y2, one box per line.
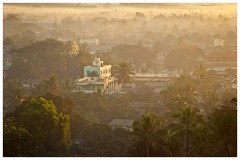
109 119 134 126
206 51 237 58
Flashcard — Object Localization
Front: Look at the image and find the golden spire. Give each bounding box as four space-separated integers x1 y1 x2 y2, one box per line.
71 33 79 54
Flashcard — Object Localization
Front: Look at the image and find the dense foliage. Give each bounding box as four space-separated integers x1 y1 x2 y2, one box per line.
3 6 237 156
112 44 156 70
3 60 237 157
165 44 204 71
4 98 71 156
7 39 93 80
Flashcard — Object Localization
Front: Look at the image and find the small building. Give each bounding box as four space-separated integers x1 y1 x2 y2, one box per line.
143 39 154 48
21 79 41 88
72 75 118 94
131 73 171 94
206 67 227 76
79 38 99 45
88 44 113 52
72 58 120 95
3 53 13 79
153 52 165 72
215 77 237 97
109 119 135 132
84 58 111 78
214 38 224 47
205 50 237 69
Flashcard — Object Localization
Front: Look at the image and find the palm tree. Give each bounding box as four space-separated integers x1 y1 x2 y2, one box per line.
83 110 100 125
47 51 67 77
3 37 15 52
3 80 26 112
165 124 183 156
132 113 162 157
42 74 60 95
113 93 130 117
60 78 73 97
89 88 110 112
76 44 93 77
114 61 135 87
193 63 208 81
162 74 199 124
206 108 237 156
172 104 204 156
166 74 196 109
201 90 219 114
192 64 216 95
115 93 129 105
29 83 45 98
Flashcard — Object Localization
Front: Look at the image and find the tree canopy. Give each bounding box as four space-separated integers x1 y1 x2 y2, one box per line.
165 44 204 71
10 97 71 155
112 44 156 69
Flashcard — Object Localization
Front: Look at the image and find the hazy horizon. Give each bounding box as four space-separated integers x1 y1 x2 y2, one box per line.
3 2 237 158
4 3 237 19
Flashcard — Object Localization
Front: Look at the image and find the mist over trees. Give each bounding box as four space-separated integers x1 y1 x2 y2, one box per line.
3 3 237 157
4 4 236 49
165 44 204 71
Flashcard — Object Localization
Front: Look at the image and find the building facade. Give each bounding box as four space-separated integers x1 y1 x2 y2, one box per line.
213 38 224 47
79 38 99 45
72 58 120 95
84 58 111 78
205 50 237 69
109 119 135 132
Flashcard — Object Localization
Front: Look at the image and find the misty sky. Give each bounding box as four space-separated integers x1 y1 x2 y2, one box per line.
4 3 237 19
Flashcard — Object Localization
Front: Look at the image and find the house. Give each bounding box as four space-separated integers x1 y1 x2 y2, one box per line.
131 73 171 94
87 44 113 52
143 39 154 48
79 38 99 45
84 58 111 78
215 77 237 97
153 52 165 72
72 58 120 95
205 50 237 69
109 119 135 132
72 75 118 94
206 67 227 76
21 79 41 88
214 38 224 47
3 41 13 74
3 58 12 79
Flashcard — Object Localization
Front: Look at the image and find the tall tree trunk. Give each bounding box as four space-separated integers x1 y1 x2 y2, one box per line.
186 131 189 156
146 140 149 157
226 140 230 156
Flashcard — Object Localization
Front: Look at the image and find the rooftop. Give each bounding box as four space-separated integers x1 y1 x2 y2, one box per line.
74 76 116 85
109 119 135 126
132 73 170 78
206 51 237 59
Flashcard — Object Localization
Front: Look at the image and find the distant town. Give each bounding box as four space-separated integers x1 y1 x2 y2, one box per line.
3 3 237 157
